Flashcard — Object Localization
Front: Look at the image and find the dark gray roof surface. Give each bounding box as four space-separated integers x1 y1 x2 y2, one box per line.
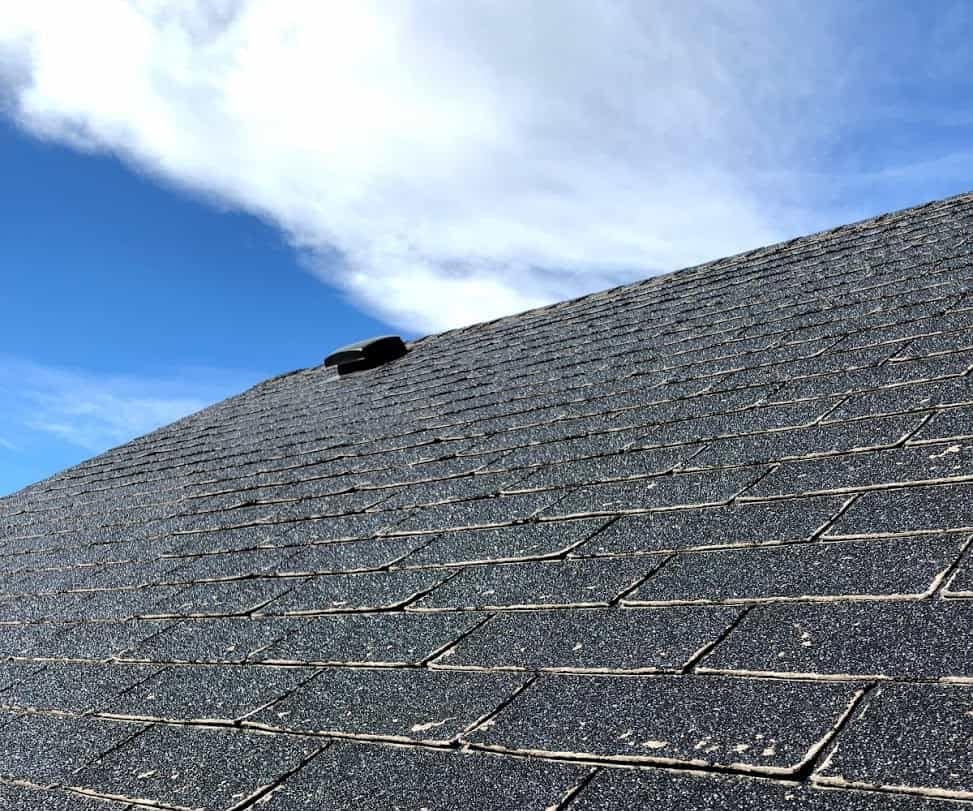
1 192 973 809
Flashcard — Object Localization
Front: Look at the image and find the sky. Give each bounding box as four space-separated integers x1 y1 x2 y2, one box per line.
1 1 972 496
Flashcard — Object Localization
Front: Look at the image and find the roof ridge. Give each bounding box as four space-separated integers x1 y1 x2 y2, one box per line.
417 189 973 345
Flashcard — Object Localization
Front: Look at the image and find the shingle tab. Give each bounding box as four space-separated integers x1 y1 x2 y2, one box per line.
465 674 860 773
624 537 964 605
413 556 660 610
1 662 159 714
0 713 142 785
826 484 973 536
260 569 448 614
72 725 320 810
248 667 526 743
431 606 741 672
262 612 482 665
813 684 973 800
0 784 130 811
572 768 963 810
574 495 846 555
700 601 973 680
397 518 608 567
261 741 588 810
104 664 316 722
542 467 767 517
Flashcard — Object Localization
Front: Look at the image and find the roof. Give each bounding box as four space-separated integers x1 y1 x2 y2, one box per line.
1 192 972 810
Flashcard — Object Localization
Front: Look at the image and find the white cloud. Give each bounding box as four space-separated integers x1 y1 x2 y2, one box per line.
0 2 966 332
0 356 257 451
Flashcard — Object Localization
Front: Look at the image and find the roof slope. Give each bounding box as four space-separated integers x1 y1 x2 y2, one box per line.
1 192 973 809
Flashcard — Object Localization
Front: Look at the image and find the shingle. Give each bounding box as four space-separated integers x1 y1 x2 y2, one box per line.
909 406 973 443
260 569 448 614
279 513 400 544
398 518 608 568
413 557 660 611
574 496 846 556
0 661 46 691
825 484 973 536
688 415 922 469
745 442 973 498
541 467 767 517
122 617 293 663
43 620 168 660
165 547 295 582
277 535 428 574
700 601 973 680
150 578 293 616
945 553 973 596
104 664 315 722
465 674 859 773
247 667 526 743
391 493 557 533
0 662 159 714
261 741 587 810
770 353 971 402
828 376 973 420
0 713 142 785
0 784 130 811
517 446 692 489
431 606 741 672
72 725 320 810
813 684 973 800
262 612 481 665
571 767 962 810
624 536 963 605
79 586 194 621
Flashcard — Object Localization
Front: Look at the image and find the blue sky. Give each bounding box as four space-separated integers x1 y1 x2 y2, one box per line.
1 1 972 495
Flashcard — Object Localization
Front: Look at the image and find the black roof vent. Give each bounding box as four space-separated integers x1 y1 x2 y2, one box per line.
324 335 408 375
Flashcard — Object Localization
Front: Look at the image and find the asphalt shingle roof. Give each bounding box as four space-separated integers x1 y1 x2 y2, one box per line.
1 192 972 809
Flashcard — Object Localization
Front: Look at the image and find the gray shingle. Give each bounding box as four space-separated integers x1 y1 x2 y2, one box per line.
121 617 293 663
825 484 973 536
574 495 846 556
391 493 557 533
260 569 448 614
0 713 142 785
413 557 660 611
261 741 587 810
262 612 482 665
688 415 922 469
0 784 131 811
398 518 608 568
104 664 315 722
572 768 963 810
247 667 526 743
466 674 860 773
813 684 973 800
700 601 973 679
277 535 428 574
72 725 320 810
542 467 767 517
624 537 963 605
745 442 973 498
909 406 973 443
431 606 741 672
1 662 159 714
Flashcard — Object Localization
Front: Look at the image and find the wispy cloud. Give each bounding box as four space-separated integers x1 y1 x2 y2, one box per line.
1 2 970 332
0 356 258 452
